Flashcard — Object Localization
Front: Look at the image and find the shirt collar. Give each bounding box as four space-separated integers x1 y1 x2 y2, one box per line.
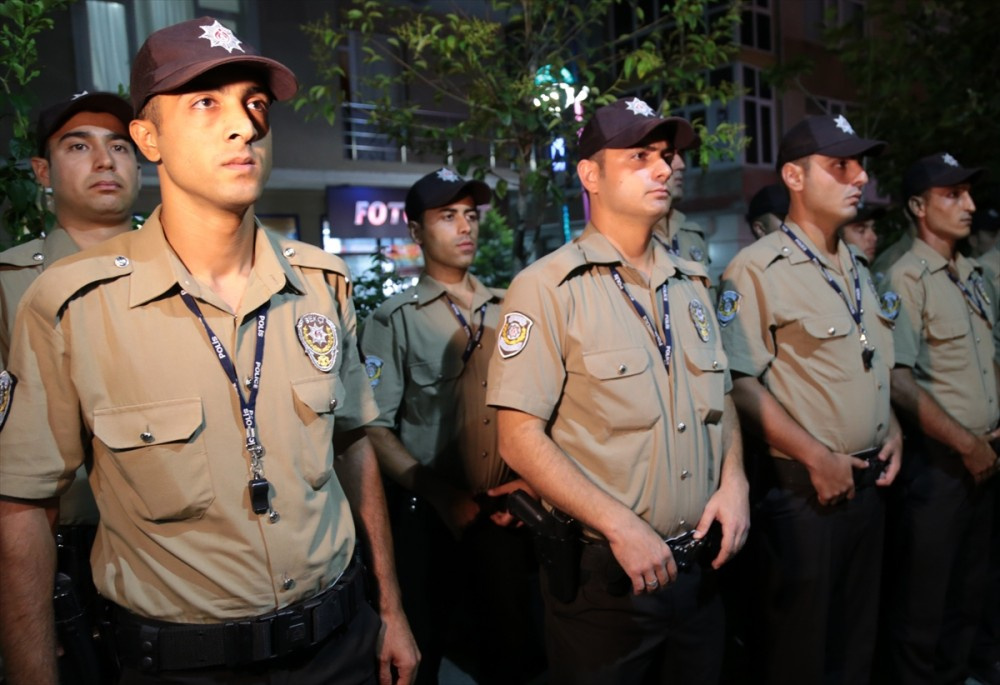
414 271 498 310
575 223 678 286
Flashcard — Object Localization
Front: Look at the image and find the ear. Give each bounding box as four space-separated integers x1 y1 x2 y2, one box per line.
30 157 51 188
408 220 422 245
577 158 600 195
907 194 925 220
129 119 161 163
750 221 764 239
780 162 805 193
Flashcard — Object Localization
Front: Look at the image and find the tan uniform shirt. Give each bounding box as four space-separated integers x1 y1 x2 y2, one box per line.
0 226 98 525
655 209 710 267
360 272 508 492
719 222 895 457
979 246 1000 365
0 227 79 364
487 224 729 538
883 238 998 435
871 227 915 285
0 207 378 622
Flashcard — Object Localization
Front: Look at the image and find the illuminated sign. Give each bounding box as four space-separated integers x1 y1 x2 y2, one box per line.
326 186 410 239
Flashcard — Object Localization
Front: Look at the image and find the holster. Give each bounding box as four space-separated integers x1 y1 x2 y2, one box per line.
507 490 581 603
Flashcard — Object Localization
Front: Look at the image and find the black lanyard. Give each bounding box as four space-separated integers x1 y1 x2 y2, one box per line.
946 269 990 322
179 291 272 515
779 224 874 369
608 266 672 372
444 296 487 363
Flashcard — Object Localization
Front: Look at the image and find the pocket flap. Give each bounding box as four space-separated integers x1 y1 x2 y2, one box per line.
410 356 464 386
291 376 344 414
93 398 203 450
582 347 651 380
685 347 728 372
802 314 854 340
926 317 969 342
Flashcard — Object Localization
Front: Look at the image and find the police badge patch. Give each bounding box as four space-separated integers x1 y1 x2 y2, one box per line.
0 370 15 432
296 313 339 372
689 246 705 263
717 291 741 327
365 355 384 388
879 290 901 321
498 312 533 359
689 300 711 342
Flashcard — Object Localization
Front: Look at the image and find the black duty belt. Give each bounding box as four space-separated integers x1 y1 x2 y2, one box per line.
111 552 365 673
772 446 885 495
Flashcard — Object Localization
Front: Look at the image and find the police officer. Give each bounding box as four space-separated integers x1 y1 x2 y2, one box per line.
878 152 999 685
360 168 542 684
840 204 886 263
488 97 749 684
719 114 903 685
0 17 417 685
745 183 788 240
654 138 711 268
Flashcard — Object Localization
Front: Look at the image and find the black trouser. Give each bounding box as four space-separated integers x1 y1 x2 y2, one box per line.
750 469 886 685
386 483 544 685
971 476 1000 673
541 541 724 685
878 440 995 685
117 603 380 685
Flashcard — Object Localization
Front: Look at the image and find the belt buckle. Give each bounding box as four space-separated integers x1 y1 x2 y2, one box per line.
272 607 309 656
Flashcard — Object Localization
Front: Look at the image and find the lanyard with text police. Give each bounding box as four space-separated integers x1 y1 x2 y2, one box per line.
179 291 273 516
608 266 672 372
445 296 488 363
779 224 875 370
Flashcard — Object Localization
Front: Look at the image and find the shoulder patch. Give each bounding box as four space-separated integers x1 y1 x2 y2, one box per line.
717 290 741 327
0 370 15 432
498 312 533 358
364 355 384 387
879 290 901 320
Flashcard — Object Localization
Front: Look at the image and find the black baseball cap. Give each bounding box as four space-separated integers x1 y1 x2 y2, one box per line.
901 152 985 200
131 16 297 112
405 168 491 222
746 183 789 224
776 114 886 170
578 97 695 160
35 91 133 156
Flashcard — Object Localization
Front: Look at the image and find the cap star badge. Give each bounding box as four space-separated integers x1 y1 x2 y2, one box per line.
199 20 244 53
716 290 742 327
833 114 855 135
296 313 339 372
436 168 460 182
942 153 959 167
0 370 15 432
625 97 656 117
498 312 533 358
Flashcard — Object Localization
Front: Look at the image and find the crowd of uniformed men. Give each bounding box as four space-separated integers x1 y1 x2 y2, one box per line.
0 15 997 685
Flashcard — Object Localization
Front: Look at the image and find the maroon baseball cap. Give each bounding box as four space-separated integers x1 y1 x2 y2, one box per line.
578 97 695 160
130 17 298 112
777 114 886 170
405 168 491 222
902 152 984 200
35 91 133 156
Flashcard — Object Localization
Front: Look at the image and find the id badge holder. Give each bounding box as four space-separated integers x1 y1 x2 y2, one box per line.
249 475 270 515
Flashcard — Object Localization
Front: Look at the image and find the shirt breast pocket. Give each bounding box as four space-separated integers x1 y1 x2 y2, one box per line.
683 348 728 425
291 376 345 489
93 398 213 522
407 357 463 422
925 317 971 373
580 347 661 432
795 314 856 383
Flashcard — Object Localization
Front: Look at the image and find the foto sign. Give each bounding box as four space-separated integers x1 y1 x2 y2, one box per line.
326 186 409 239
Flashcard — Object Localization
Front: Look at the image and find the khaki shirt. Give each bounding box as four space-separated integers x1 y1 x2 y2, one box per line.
360 272 508 492
487 224 729 538
0 207 378 622
0 227 98 524
883 238 998 435
979 246 1000 365
871 227 915 285
655 209 710 266
719 222 895 457
0 227 79 364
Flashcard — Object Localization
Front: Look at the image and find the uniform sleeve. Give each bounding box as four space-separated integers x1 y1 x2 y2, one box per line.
358 305 405 429
486 268 566 421
0 291 84 499
885 267 923 369
718 254 774 378
331 274 379 431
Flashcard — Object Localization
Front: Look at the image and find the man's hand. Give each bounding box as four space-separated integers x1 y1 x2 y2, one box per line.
427 485 479 540
376 608 420 685
695 477 750 570
960 428 1000 483
485 479 536 527
606 512 676 595
876 417 904 487
806 450 865 505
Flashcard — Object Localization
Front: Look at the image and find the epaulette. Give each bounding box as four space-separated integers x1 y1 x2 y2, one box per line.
672 256 710 280
371 287 420 324
889 251 932 284
488 286 506 301
736 233 787 272
542 242 591 285
679 219 706 237
28 248 134 324
272 233 350 279
0 238 46 268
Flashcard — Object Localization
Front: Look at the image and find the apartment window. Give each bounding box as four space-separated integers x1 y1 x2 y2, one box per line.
741 64 774 166
73 0 254 94
804 0 866 42
740 0 772 52
805 97 851 117
668 66 739 171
